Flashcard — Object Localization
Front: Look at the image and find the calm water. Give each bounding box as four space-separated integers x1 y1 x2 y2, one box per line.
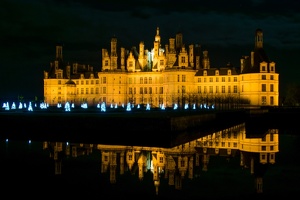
1 122 299 199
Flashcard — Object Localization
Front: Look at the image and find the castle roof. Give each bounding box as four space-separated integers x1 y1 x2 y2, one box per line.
195 67 239 76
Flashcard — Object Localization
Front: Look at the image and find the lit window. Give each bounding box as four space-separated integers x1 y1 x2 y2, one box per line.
182 86 186 93
262 96 266 105
181 56 185 63
270 96 274 105
270 84 274 92
159 157 164 163
181 160 185 167
198 86 201 93
234 85 237 93
222 86 225 93
262 84 266 92
209 86 213 93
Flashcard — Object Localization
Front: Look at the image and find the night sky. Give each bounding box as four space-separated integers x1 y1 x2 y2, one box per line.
1 0 300 100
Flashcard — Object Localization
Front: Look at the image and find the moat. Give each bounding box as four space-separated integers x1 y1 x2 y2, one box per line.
0 107 299 147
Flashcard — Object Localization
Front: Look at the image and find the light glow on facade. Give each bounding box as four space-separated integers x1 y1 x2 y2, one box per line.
44 28 279 108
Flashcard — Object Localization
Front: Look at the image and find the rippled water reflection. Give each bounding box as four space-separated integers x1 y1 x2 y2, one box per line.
1 122 300 199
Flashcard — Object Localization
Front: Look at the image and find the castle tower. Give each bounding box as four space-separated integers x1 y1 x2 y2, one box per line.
153 36 160 58
189 44 194 68
110 37 118 70
139 41 144 57
176 32 183 50
120 151 125 175
121 47 125 71
255 29 263 49
169 38 176 53
155 27 160 43
202 50 210 69
55 44 63 61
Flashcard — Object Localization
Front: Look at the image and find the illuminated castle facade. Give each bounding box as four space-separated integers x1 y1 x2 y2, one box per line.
44 28 279 108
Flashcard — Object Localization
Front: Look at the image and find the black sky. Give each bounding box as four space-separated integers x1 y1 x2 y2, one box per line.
1 0 300 100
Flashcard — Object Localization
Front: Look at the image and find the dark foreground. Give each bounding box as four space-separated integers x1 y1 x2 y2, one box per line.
1 134 300 199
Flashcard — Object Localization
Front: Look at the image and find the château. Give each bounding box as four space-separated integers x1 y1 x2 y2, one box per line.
43 28 279 108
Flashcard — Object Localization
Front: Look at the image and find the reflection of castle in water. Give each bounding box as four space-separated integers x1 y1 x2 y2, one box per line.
43 122 278 195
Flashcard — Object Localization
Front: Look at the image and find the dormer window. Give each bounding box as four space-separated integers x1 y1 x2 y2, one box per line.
56 69 63 79
269 62 275 72
260 62 268 72
215 70 219 76
203 70 207 76
227 70 231 75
